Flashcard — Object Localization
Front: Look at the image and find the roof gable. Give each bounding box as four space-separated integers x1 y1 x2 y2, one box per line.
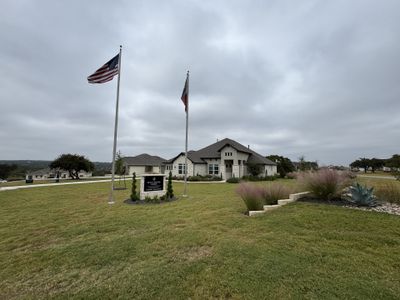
123 154 166 166
166 138 276 165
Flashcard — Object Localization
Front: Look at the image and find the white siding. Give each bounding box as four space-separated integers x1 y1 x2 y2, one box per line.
193 164 207 176
128 166 146 176
171 155 194 177
127 165 162 176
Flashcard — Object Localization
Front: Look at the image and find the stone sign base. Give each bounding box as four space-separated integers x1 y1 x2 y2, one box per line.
140 174 166 200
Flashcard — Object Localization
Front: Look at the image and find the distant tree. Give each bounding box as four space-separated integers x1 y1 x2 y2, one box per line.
115 151 125 175
369 158 384 173
0 164 18 180
298 156 318 171
386 154 400 180
386 154 400 169
266 155 295 178
298 156 306 171
130 172 139 201
247 163 262 176
50 154 94 180
350 158 370 173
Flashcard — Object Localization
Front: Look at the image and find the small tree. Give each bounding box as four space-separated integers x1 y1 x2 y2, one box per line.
115 151 124 175
50 154 94 180
166 171 174 199
130 172 139 201
247 163 262 177
266 155 295 178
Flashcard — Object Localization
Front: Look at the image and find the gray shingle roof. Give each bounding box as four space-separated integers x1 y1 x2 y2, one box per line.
123 154 166 166
166 138 276 165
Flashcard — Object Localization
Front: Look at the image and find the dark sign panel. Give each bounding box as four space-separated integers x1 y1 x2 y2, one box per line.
144 176 164 192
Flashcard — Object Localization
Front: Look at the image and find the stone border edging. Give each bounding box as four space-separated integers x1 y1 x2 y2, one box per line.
248 191 310 216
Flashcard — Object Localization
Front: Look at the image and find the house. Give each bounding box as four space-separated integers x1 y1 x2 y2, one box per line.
165 138 277 179
26 168 92 180
123 154 166 176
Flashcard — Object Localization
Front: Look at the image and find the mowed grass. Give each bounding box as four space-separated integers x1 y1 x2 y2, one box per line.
1 180 400 299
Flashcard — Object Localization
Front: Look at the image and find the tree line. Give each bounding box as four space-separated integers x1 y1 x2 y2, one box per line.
350 155 400 173
0 155 111 181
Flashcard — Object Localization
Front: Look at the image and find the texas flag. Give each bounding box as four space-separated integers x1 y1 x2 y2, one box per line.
181 72 189 112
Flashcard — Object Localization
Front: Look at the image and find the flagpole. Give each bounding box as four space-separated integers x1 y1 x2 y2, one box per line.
183 71 189 197
109 45 122 204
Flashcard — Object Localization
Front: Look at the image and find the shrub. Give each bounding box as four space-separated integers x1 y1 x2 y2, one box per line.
298 169 350 200
227 177 240 183
236 183 264 211
187 175 222 181
262 184 292 205
375 182 400 204
285 172 298 179
346 183 377 207
242 175 277 182
247 163 262 176
130 172 139 201
166 171 174 199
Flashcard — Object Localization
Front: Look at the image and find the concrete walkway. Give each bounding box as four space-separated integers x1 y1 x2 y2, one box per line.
0 179 113 192
0 178 227 192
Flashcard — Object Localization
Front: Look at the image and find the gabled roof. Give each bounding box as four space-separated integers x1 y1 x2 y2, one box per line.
164 150 206 164
167 138 276 165
123 154 166 166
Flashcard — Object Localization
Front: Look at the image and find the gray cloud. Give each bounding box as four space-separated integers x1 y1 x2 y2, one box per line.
1 0 400 165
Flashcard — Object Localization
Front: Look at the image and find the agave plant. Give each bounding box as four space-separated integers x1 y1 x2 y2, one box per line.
346 183 377 207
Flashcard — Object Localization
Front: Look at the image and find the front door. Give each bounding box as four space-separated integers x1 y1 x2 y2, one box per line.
225 161 233 179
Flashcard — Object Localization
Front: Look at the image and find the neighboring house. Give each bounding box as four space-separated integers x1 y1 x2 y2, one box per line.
165 138 277 179
25 168 92 180
123 154 166 176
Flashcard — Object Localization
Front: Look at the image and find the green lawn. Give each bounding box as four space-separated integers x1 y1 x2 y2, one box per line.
0 180 399 299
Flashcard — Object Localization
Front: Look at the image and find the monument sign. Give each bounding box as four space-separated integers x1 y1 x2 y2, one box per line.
140 174 166 199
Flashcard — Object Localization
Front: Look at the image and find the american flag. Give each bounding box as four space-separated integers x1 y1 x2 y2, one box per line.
87 54 119 84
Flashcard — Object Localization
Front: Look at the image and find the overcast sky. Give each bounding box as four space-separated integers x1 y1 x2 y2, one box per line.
1 0 399 165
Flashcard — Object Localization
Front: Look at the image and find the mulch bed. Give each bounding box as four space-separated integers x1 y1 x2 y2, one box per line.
123 197 178 205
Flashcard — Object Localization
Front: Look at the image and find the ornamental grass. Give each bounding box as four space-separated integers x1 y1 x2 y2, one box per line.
298 169 351 200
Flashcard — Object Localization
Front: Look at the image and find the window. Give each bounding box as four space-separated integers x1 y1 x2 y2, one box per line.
238 160 241 165
166 165 172 171
208 164 219 175
145 166 153 173
224 152 233 157
178 163 186 175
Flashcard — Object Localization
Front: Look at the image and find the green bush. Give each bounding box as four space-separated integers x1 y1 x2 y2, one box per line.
166 171 174 200
242 175 277 182
298 169 350 200
130 172 139 201
187 175 222 181
375 182 400 204
227 177 240 183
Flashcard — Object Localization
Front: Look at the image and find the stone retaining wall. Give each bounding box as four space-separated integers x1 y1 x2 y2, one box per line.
248 191 310 216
